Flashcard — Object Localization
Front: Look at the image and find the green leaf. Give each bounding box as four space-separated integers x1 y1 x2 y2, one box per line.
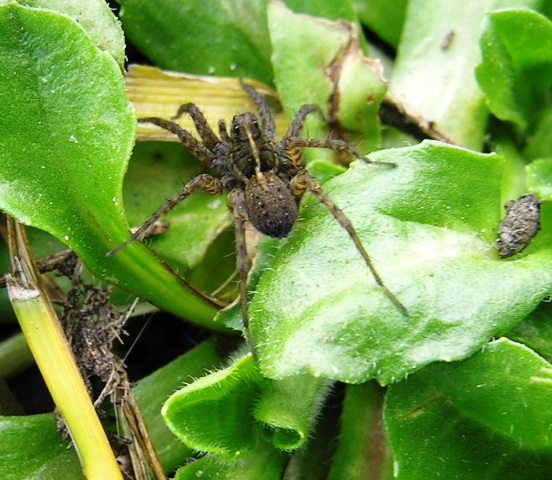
0 414 83 480
476 9 552 132
489 130 531 203
15 0 126 68
328 383 393 480
305 159 346 184
162 354 267 460
527 158 552 200
352 0 408 48
134 337 235 473
268 2 350 113
173 447 288 480
385 338 552 479
119 0 273 84
161 354 330 460
254 374 332 451
283 0 357 22
389 0 542 150
251 141 552 384
525 107 552 160
335 51 388 150
269 2 387 152
123 142 233 275
0 3 221 330
506 302 552 359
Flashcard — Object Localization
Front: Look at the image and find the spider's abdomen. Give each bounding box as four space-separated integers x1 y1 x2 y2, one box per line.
245 172 298 238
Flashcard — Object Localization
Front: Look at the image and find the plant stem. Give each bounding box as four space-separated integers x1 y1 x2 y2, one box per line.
6 217 123 480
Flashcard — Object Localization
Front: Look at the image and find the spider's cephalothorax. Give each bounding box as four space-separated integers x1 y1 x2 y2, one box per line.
225 110 299 238
108 80 408 357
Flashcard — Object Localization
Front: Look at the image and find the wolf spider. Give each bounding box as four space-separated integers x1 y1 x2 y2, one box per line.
108 80 407 355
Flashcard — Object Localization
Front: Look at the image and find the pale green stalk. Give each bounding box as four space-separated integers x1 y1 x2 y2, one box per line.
6 218 123 480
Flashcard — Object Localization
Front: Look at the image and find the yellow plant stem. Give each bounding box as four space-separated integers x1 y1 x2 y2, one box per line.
6 217 123 480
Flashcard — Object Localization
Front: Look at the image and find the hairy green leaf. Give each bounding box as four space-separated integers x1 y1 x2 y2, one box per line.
162 354 330 460
162 354 267 460
252 141 552 384
173 447 287 480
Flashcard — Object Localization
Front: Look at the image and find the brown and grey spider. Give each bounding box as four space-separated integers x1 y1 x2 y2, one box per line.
108 80 408 355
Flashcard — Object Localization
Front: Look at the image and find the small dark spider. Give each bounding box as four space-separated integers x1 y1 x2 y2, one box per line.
108 80 408 355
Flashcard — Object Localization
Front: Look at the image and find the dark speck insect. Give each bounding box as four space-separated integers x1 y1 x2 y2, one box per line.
107 80 408 356
440 30 456 50
495 193 541 258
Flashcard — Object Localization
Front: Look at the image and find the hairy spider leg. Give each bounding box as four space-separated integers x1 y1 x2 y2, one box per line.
280 110 400 297
282 104 325 139
218 119 230 143
138 117 214 167
227 188 258 361
106 174 223 256
285 136 397 168
281 104 396 168
172 103 221 150
289 169 409 315
239 79 276 138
